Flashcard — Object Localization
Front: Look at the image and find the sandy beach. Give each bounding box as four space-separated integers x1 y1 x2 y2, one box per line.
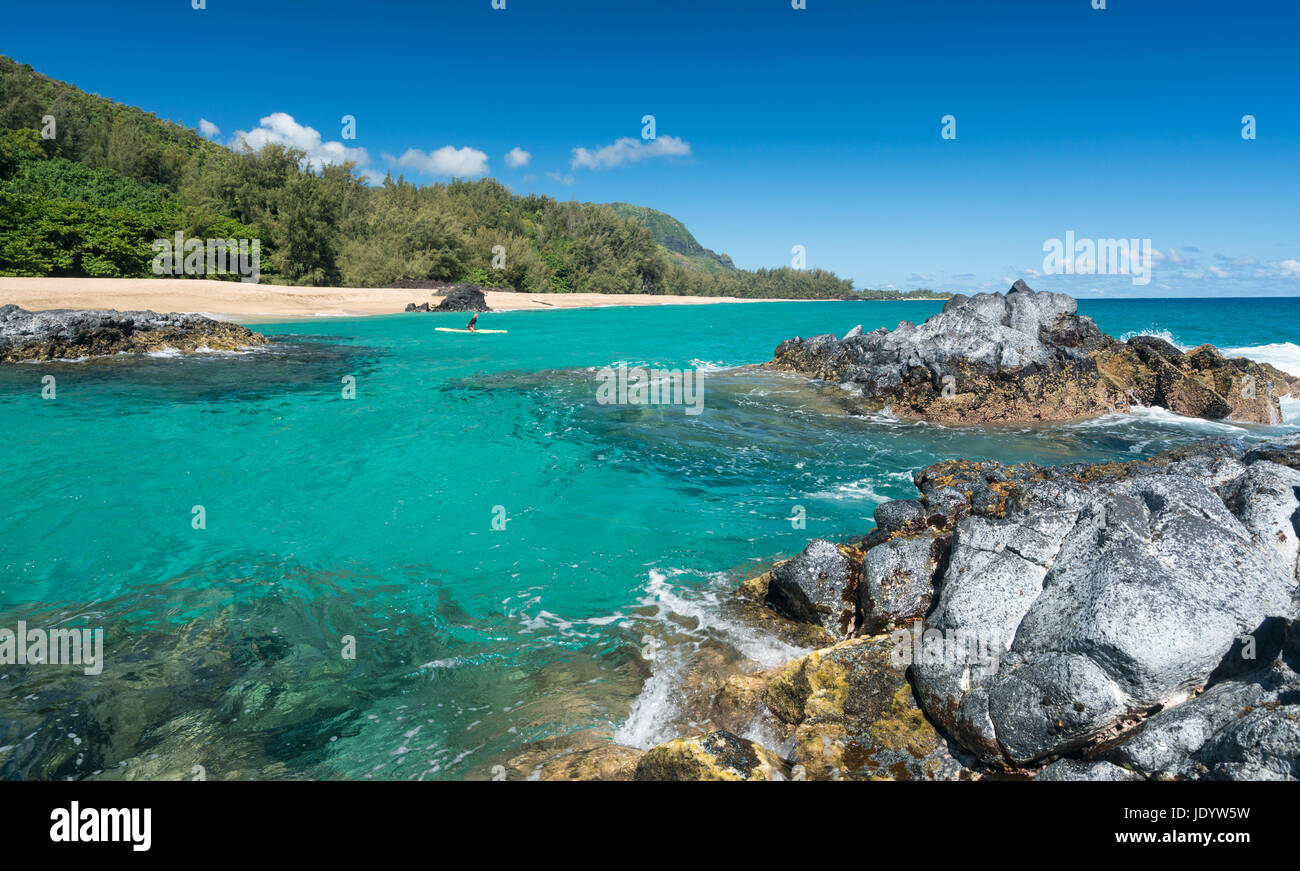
0 277 805 322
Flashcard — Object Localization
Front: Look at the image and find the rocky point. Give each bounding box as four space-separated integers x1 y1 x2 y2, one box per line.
767 281 1298 425
0 305 268 363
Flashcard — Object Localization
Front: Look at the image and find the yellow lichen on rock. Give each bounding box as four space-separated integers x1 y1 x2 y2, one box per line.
634 731 787 781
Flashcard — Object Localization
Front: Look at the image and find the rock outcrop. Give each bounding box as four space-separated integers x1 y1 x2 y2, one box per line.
545 435 1300 781
767 281 1298 424
745 539 861 641
633 730 787 781
762 635 972 780
401 282 495 313
0 305 268 363
434 284 492 312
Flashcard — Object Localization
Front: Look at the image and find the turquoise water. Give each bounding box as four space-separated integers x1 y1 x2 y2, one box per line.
1 298 1297 780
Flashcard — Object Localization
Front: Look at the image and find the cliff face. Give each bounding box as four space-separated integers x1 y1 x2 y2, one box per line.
767 281 1298 425
0 305 267 362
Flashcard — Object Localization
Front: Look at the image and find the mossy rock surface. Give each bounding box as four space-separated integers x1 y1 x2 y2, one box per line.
764 636 970 781
634 730 787 781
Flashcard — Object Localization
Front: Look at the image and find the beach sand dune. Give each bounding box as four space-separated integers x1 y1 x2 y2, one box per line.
0 277 798 322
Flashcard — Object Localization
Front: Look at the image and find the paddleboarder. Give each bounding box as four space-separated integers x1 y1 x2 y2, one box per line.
466 313 479 333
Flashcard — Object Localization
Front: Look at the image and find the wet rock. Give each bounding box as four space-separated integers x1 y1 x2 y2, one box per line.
633 730 787 781
733 575 837 649
496 732 645 781
534 745 645 781
762 636 970 780
712 672 775 737
1245 439 1300 472
0 305 268 363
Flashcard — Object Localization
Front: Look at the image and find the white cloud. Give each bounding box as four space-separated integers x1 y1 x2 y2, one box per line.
233 112 370 170
1279 259 1300 276
546 170 575 186
198 118 220 138
504 147 531 168
389 145 490 177
570 135 692 170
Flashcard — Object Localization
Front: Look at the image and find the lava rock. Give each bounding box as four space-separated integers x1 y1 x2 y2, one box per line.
766 282 1298 424
762 539 861 640
633 730 786 781
433 284 492 312
0 305 267 363
761 636 971 780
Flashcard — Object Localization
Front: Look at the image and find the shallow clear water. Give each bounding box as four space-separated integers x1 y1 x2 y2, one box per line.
1 298 1296 780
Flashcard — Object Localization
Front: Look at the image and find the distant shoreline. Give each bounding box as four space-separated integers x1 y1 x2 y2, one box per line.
0 277 836 323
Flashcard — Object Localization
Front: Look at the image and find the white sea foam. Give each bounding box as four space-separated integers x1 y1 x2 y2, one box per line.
1068 404 1252 435
1280 395 1300 425
613 567 811 750
808 477 891 502
689 358 741 373
1119 328 1191 351
1222 342 1300 379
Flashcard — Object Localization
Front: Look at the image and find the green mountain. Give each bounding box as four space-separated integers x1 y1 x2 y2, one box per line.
0 55 856 299
606 203 735 274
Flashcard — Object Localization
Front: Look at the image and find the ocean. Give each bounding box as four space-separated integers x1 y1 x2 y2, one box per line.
1 297 1298 780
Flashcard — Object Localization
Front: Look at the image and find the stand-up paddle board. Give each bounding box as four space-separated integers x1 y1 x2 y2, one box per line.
434 328 508 333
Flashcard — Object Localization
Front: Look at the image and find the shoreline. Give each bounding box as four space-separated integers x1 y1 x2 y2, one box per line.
504 433 1300 781
0 277 824 323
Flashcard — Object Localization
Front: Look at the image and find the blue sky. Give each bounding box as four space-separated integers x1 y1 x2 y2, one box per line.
4 0 1298 296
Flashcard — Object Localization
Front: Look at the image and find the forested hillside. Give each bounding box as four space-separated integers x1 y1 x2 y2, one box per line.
0 56 856 298
606 202 736 274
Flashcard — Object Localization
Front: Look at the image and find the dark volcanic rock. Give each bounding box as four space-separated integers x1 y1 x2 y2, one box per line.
910 440 1298 767
633 730 786 781
689 435 1300 782
0 305 267 363
1102 618 1300 780
766 282 1298 424
1035 759 1141 781
858 533 947 633
576 439 1300 780
433 284 492 312
761 539 861 640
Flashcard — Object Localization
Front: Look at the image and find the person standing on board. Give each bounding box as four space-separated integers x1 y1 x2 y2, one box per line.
466 313 479 332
